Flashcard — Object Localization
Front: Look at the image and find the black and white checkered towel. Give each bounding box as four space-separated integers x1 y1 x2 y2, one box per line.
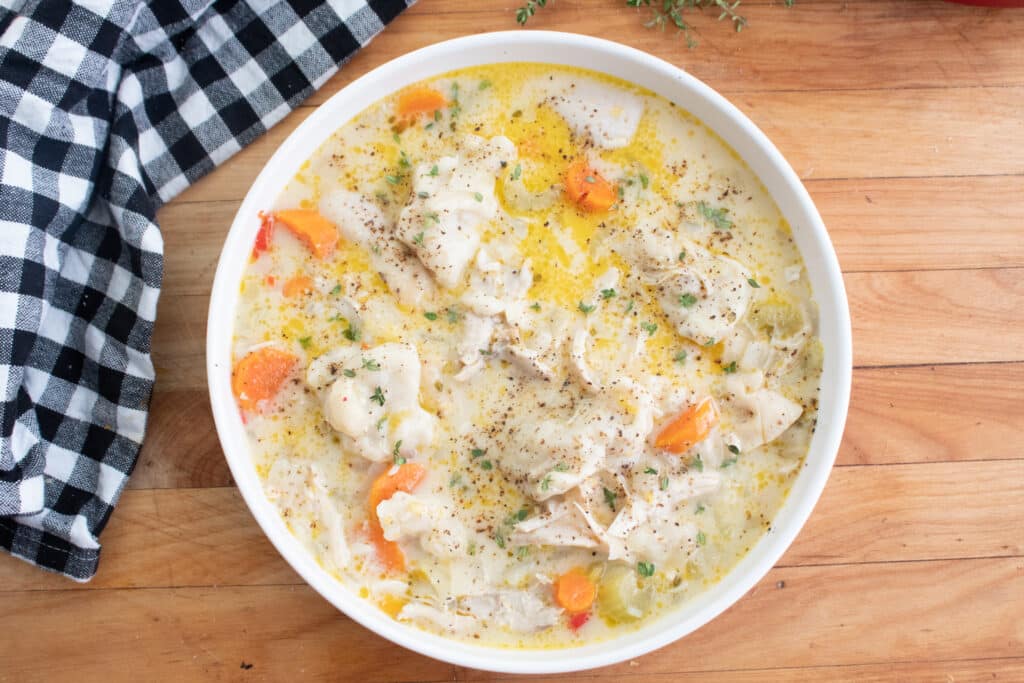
0 0 410 581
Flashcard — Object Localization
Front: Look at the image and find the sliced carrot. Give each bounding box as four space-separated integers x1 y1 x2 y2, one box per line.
554 568 597 613
231 347 298 413
282 274 314 298
368 522 408 574
369 463 427 512
251 211 275 259
396 87 447 119
368 463 427 573
564 159 617 212
273 209 338 259
654 397 719 454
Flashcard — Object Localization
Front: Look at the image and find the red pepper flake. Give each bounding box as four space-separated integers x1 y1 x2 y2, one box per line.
568 611 590 631
264 275 276 286
252 211 275 259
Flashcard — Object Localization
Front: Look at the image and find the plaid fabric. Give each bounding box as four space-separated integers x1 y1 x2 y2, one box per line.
0 0 410 581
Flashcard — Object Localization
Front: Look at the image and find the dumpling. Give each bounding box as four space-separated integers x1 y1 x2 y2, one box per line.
306 343 436 461
396 135 516 288
546 78 644 149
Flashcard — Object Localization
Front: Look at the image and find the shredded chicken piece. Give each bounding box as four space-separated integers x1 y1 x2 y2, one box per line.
497 376 656 502
460 249 533 318
546 78 644 149
397 602 477 634
307 465 351 571
505 344 556 381
721 304 812 378
318 190 436 307
454 313 496 381
510 499 602 549
569 327 600 394
265 461 351 570
457 590 562 632
517 460 719 565
595 378 657 470
501 420 605 501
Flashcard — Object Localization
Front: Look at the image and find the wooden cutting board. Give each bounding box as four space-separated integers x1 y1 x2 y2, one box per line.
4 1 1022 680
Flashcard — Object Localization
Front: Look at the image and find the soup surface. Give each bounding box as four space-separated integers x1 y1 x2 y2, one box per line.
232 63 822 648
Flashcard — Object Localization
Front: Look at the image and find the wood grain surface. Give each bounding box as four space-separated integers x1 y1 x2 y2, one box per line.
3 1 1023 681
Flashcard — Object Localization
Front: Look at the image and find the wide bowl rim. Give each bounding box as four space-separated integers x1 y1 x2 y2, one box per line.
206 30 853 675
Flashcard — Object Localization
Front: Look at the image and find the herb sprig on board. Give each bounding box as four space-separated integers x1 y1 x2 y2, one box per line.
516 0 549 25
516 0 794 47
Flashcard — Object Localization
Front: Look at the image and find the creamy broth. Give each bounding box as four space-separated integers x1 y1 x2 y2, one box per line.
232 63 822 648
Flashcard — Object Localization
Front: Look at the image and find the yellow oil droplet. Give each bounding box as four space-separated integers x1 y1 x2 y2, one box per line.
503 104 574 194
378 594 408 618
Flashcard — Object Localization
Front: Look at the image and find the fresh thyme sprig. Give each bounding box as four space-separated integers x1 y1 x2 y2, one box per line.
628 0 748 44
516 0 548 25
517 0 794 46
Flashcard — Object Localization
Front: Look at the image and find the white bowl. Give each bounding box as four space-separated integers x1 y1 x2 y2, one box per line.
207 31 852 675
